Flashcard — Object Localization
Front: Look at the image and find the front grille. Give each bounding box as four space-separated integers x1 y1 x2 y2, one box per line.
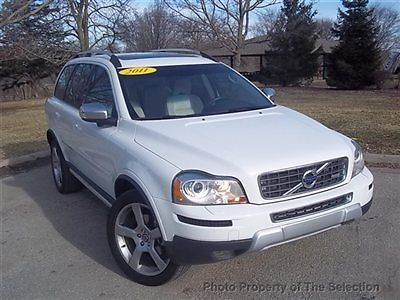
271 193 353 222
259 157 348 199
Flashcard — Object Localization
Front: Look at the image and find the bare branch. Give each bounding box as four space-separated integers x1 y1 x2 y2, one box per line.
372 4 400 51
164 0 278 66
0 0 52 28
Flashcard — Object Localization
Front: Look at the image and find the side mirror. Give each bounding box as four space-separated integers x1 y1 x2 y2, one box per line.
79 103 108 122
262 87 276 102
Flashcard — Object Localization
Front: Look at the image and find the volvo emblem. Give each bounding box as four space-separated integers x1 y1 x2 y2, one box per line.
283 162 330 196
302 169 318 189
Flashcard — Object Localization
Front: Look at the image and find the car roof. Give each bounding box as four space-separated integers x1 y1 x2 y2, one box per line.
69 50 219 68
117 53 217 68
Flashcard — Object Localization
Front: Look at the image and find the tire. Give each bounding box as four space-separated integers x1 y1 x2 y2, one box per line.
50 140 82 194
107 190 189 286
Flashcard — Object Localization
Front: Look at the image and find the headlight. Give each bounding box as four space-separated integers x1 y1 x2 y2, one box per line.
351 140 365 177
172 171 247 205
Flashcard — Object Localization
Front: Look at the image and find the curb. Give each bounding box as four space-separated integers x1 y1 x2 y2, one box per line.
364 153 400 165
0 150 399 169
0 150 49 168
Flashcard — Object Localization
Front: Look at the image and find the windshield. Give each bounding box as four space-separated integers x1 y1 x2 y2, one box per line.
118 64 274 120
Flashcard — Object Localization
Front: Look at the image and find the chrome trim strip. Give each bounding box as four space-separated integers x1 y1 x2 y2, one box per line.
282 182 303 196
271 193 353 222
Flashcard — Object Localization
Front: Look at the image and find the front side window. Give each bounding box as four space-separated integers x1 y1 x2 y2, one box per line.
83 65 115 118
118 64 274 120
64 64 93 107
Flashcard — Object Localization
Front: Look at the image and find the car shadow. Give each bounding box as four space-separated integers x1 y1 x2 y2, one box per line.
2 160 124 276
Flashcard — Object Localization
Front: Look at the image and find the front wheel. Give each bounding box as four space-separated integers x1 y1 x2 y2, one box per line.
107 190 189 286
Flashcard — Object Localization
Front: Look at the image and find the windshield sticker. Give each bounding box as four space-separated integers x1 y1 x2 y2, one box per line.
119 67 157 75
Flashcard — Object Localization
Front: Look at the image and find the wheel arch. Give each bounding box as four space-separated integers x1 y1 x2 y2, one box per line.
46 129 57 145
114 174 147 199
47 129 72 163
114 174 168 240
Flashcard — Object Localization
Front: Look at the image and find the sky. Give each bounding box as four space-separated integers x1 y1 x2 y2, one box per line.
315 0 400 19
134 0 400 20
1 0 397 22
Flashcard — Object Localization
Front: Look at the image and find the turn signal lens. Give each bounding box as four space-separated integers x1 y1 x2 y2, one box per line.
172 178 184 202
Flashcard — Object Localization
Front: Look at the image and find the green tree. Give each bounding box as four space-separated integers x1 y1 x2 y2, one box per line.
0 0 70 66
0 0 70 99
266 0 318 86
326 0 381 89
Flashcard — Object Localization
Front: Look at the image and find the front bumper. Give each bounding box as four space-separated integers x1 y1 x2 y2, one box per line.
166 198 373 265
160 167 374 265
249 200 366 252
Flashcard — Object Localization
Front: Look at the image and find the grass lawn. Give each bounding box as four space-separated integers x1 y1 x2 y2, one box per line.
274 87 400 155
1 99 47 160
0 87 399 160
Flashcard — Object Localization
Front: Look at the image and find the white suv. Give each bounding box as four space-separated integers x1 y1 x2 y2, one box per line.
45 50 374 286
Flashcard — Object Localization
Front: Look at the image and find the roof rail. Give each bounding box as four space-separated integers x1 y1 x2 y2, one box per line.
150 48 218 62
71 50 121 68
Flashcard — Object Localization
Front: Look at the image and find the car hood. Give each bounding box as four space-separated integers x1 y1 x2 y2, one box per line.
135 105 353 177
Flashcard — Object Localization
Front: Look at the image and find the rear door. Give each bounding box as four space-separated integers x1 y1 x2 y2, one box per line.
48 64 77 161
57 63 94 164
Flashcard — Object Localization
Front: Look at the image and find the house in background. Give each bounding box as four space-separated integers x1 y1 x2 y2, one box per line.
383 51 400 74
204 35 338 79
205 35 400 80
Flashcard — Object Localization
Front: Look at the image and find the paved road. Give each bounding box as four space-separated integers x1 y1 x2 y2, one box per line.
1 165 399 300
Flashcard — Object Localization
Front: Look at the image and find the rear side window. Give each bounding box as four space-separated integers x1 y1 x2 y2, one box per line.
54 65 75 100
64 64 93 108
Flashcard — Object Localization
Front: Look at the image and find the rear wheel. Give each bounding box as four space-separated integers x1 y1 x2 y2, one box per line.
50 141 82 193
107 190 189 285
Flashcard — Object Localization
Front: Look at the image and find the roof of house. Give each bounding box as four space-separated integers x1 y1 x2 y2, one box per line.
204 35 339 57
315 39 339 54
383 51 400 73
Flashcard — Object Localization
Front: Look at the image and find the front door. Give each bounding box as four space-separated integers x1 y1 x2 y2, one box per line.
62 63 119 196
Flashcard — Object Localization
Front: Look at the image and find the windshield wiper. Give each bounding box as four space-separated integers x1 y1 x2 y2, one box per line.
211 106 271 115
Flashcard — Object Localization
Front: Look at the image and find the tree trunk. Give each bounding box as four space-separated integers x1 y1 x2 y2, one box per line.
81 0 89 50
233 52 241 67
75 0 89 50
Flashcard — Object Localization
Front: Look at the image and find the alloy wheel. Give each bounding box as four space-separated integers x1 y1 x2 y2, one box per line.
114 202 169 276
51 146 62 187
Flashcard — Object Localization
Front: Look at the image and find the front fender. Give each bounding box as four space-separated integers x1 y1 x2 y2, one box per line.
114 170 170 241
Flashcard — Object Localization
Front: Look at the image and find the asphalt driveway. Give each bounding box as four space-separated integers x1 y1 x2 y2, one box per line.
1 164 399 299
